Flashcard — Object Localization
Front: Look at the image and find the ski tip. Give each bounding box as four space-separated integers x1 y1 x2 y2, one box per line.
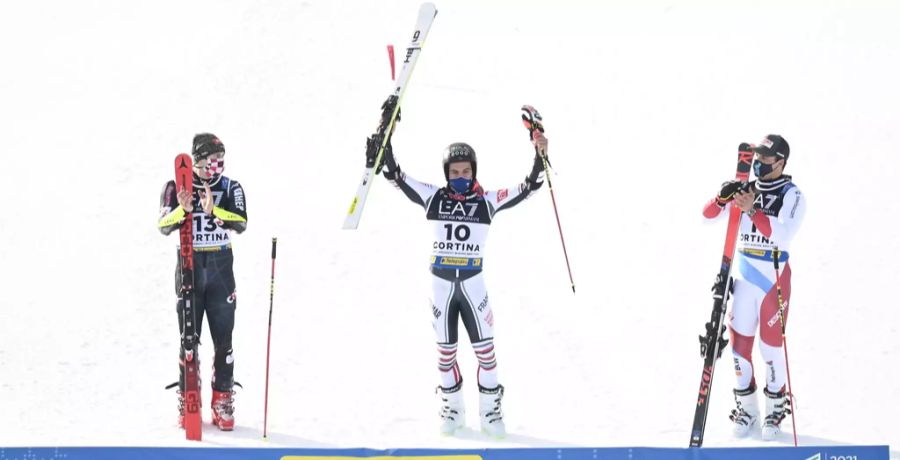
738 142 753 152
421 2 438 16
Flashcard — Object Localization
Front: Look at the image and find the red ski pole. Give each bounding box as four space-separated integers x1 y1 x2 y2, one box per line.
387 44 396 81
773 246 798 446
522 105 575 293
263 238 278 439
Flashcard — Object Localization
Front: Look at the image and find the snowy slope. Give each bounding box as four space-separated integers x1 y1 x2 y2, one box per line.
0 0 898 454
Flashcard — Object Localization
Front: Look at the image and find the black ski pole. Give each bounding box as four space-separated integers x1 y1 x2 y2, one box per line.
263 238 277 439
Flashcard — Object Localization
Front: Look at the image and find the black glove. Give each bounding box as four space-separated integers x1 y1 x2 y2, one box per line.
716 180 749 205
381 135 400 180
365 132 399 173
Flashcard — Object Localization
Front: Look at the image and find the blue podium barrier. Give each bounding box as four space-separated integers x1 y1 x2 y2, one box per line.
0 446 890 460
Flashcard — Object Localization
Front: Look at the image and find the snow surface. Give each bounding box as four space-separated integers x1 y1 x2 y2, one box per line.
0 0 897 455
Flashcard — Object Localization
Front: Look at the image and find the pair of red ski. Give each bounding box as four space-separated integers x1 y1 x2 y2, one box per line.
174 154 202 441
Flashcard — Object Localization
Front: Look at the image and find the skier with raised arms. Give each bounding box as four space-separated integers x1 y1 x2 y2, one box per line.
367 102 548 437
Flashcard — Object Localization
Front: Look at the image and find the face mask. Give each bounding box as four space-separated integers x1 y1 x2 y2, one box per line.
205 157 225 177
753 159 776 178
196 156 225 179
448 177 472 194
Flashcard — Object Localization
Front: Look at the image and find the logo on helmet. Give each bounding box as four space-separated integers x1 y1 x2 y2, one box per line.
448 145 469 158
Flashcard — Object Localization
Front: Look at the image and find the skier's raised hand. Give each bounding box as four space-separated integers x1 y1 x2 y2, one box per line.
200 183 215 214
532 130 548 159
177 187 193 213
716 180 747 205
733 190 755 213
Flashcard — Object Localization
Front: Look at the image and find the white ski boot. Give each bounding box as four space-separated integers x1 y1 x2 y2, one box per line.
729 384 760 437
761 387 791 441
479 384 506 438
437 382 465 435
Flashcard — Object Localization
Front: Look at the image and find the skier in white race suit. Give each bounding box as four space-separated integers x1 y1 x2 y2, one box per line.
702 135 806 441
366 104 548 437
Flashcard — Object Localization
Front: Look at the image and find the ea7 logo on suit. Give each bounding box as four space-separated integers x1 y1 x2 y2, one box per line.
754 193 778 209
439 200 478 217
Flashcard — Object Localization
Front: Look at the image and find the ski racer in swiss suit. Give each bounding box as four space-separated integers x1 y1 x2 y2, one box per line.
703 134 805 441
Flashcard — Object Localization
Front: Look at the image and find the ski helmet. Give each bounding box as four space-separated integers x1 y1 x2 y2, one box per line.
192 133 225 162
751 134 789 178
442 142 477 180
751 134 790 160
192 133 226 181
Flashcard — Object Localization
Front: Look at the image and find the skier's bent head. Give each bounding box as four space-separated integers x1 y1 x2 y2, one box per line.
192 133 226 181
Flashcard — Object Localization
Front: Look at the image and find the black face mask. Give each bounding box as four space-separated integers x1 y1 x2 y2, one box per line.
753 159 779 178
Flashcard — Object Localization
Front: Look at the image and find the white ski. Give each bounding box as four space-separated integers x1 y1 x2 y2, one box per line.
343 2 438 230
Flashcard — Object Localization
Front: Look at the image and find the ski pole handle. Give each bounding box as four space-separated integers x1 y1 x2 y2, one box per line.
773 246 780 272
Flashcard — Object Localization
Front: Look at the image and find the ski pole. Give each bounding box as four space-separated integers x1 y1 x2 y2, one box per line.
773 246 798 447
522 105 575 293
263 237 278 440
536 146 575 293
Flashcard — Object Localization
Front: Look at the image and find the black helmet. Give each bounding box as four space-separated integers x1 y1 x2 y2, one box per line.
751 134 790 160
192 133 225 162
442 142 477 180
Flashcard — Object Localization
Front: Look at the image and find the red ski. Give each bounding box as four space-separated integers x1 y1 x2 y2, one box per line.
175 153 202 441
689 144 753 447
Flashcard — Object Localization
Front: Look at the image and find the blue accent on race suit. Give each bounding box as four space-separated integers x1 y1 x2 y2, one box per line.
737 254 775 293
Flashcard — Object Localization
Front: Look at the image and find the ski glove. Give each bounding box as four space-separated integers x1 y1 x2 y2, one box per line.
716 180 749 205
521 105 544 140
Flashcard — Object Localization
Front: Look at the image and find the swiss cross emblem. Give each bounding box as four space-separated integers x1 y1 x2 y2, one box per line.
497 189 509 202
